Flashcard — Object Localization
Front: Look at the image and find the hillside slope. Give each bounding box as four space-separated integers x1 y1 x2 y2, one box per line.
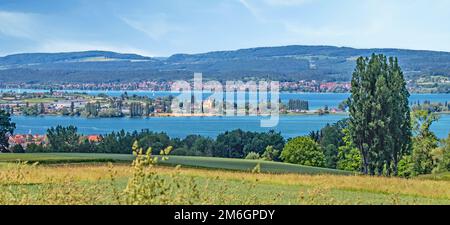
0 153 351 175
1 46 450 83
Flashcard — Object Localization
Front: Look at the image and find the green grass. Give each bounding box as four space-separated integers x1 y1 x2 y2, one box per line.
61 172 450 205
0 153 351 175
161 156 352 175
1 154 449 205
0 153 133 164
418 172 450 181
23 97 60 103
182 176 450 204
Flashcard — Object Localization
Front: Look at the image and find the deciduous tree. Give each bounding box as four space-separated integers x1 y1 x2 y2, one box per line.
281 136 325 167
0 109 16 153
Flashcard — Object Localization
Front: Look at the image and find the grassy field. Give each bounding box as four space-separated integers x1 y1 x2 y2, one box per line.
0 153 351 175
22 97 61 103
0 153 449 205
418 172 450 181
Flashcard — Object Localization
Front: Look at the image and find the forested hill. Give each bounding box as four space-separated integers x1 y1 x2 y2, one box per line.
1 46 450 83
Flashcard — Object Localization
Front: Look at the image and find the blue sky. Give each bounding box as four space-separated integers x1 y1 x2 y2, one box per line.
1 0 450 56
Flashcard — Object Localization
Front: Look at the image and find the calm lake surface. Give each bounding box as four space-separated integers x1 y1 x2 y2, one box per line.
11 114 450 139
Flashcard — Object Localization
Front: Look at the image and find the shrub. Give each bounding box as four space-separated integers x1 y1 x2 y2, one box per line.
432 135 450 173
412 136 437 175
245 152 261 160
397 155 414 178
10 144 25 153
337 145 361 172
25 143 47 153
261 146 280 161
281 136 325 167
336 129 361 172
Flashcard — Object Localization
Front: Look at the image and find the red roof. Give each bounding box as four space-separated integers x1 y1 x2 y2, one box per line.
87 135 101 142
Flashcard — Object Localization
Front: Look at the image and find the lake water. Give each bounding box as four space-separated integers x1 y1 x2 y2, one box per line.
11 114 450 139
2 89 449 110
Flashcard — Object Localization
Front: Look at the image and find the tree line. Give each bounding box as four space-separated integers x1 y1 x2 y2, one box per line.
1 107 448 177
23 126 286 159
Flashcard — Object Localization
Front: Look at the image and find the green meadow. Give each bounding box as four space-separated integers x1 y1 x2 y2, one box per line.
0 153 448 205
0 153 350 175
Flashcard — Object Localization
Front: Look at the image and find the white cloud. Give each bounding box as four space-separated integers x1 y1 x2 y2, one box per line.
0 11 38 39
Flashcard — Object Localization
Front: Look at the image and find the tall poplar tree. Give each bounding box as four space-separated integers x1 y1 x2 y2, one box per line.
388 57 412 175
349 54 411 176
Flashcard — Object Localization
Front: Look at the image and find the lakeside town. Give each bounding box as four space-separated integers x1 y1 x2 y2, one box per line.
1 75 449 93
1 82 449 119
0 89 329 118
1 76 448 119
0 80 352 93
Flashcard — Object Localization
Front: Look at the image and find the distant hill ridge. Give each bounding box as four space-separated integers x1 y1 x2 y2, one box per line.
1 45 450 83
0 51 153 64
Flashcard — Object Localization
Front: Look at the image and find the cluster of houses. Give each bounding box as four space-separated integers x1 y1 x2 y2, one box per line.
279 80 352 92
0 91 89 115
0 81 174 92
319 82 351 92
8 134 102 149
8 134 47 149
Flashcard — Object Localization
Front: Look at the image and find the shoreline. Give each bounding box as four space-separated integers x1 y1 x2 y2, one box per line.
10 111 450 119
1 88 449 95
